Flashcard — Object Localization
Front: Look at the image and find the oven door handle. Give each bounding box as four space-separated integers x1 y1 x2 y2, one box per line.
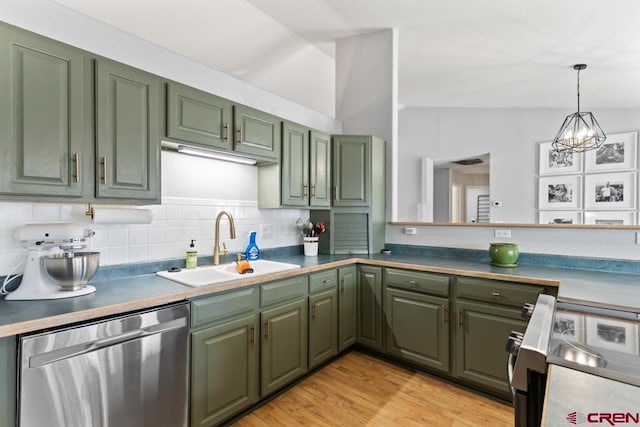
507 353 517 398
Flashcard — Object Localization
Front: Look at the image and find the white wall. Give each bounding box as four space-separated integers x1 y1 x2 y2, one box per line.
0 0 341 134
336 29 398 219
398 107 640 222
395 107 640 260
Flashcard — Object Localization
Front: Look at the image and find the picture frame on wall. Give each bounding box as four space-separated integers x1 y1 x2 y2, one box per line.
538 175 582 210
584 172 636 210
585 132 637 172
584 211 636 225
538 211 582 225
585 315 638 355
539 141 583 175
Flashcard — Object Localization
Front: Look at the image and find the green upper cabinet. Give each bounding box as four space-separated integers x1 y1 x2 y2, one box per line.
281 121 309 207
333 135 371 207
309 130 331 207
0 25 91 198
233 104 281 161
95 59 161 201
166 82 232 150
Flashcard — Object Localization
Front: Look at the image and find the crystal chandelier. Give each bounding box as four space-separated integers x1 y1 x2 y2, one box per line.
551 64 606 153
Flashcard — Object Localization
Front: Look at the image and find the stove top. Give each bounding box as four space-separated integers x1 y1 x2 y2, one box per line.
547 301 640 387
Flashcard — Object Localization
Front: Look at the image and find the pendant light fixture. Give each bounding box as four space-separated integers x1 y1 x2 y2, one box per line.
551 64 606 153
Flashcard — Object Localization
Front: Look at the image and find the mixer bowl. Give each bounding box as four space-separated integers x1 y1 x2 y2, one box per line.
42 252 100 291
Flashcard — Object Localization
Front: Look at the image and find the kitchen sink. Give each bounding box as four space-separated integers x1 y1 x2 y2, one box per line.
218 259 301 277
156 260 300 288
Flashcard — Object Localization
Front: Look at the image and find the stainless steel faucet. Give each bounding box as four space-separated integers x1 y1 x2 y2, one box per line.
213 210 236 265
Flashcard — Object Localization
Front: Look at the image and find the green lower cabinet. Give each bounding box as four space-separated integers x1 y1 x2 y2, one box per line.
454 299 528 397
191 313 259 427
308 289 338 369
261 298 308 397
384 287 450 373
338 266 357 352
0 336 16 427
356 266 383 350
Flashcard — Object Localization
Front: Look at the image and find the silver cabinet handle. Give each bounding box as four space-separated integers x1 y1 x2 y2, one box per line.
250 323 255 345
303 184 308 197
491 292 501 297
311 303 317 320
223 122 229 140
100 156 107 184
236 126 243 144
442 306 448 324
72 152 80 183
340 278 345 294
311 184 316 197
408 280 417 285
264 320 269 338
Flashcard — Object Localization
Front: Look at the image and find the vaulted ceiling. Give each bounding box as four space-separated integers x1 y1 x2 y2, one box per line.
52 0 640 116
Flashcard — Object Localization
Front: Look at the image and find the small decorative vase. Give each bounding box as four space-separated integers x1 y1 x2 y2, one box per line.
488 243 519 267
303 237 319 257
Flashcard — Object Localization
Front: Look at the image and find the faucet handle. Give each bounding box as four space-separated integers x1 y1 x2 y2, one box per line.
236 253 246 263
220 242 228 256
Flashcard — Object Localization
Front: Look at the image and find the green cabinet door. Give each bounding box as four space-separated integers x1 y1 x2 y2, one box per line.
281 121 309 206
261 298 308 397
309 130 331 207
0 26 90 198
338 266 357 352
333 135 371 207
191 313 259 427
309 288 338 369
454 299 527 398
385 287 450 372
357 265 383 350
95 59 160 201
233 104 281 161
166 82 232 150
0 336 16 427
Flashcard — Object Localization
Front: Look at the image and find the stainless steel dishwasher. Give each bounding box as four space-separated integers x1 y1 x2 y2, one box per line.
18 301 190 427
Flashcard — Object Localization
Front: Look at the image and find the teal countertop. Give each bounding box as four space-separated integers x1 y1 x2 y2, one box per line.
2 253 639 338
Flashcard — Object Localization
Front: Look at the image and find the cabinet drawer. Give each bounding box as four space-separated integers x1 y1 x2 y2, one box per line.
455 277 543 307
191 288 256 329
309 270 337 294
260 276 308 307
384 268 449 297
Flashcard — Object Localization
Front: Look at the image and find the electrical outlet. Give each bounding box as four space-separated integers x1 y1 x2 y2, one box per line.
260 224 272 237
494 229 511 239
404 227 417 235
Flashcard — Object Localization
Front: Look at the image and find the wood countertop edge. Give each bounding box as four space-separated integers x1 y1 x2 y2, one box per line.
0 257 561 338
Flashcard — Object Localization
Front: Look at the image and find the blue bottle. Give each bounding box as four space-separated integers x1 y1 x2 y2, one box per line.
245 231 260 261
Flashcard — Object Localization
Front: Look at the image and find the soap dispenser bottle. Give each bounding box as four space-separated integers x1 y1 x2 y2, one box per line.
245 231 259 261
186 239 198 269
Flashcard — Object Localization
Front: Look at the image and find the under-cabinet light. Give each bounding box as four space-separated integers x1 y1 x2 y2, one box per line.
162 141 257 165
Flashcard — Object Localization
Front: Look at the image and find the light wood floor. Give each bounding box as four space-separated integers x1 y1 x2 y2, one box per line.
233 351 514 426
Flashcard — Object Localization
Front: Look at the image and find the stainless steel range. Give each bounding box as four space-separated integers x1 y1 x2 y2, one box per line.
507 294 640 427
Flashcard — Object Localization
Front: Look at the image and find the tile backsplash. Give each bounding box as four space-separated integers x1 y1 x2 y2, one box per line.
0 197 309 275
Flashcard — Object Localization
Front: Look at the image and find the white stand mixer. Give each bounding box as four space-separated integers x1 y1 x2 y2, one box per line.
6 223 98 300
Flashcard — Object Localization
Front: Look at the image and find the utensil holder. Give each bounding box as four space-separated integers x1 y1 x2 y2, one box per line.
303 237 319 256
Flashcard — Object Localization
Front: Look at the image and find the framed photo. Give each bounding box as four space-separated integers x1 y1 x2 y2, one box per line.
538 175 582 210
538 211 582 225
553 312 585 343
584 172 635 210
539 141 583 175
585 132 637 172
585 315 638 355
584 211 636 225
